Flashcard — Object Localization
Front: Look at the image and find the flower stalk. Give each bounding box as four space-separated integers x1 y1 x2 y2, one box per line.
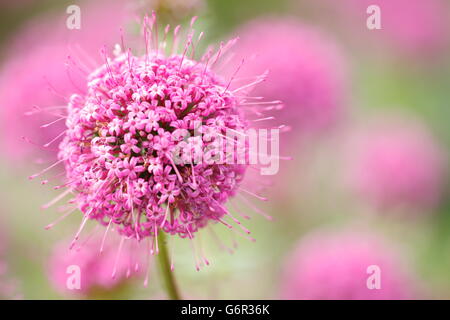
157 231 181 300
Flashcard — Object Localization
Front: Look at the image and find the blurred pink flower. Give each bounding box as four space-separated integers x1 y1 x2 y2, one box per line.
348 119 446 212
231 17 347 136
49 235 145 296
0 44 77 164
281 230 416 299
0 0 130 165
332 0 449 58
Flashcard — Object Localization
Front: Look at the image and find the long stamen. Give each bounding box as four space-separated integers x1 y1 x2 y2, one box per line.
230 200 250 220
111 237 125 279
43 130 67 148
232 71 268 93
189 237 201 271
238 193 273 220
100 218 113 253
160 204 170 228
22 137 58 151
40 117 66 128
70 207 94 249
239 187 268 201
166 153 183 183
217 203 251 234
44 207 77 230
172 25 181 55
223 58 245 93
208 227 234 254
41 189 72 210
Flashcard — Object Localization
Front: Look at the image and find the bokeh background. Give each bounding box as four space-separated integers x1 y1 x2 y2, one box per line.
0 0 449 299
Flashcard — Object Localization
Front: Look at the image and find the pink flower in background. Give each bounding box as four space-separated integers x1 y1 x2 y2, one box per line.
0 0 130 164
332 0 449 58
0 44 78 163
231 18 347 136
281 231 415 299
49 235 145 296
348 119 446 212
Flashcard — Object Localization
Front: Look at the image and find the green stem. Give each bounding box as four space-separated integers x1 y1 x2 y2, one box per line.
157 231 181 300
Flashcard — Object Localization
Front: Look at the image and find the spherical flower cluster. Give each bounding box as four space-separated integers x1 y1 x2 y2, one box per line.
49 235 144 296
281 230 415 299
231 18 347 135
59 44 252 241
347 119 445 212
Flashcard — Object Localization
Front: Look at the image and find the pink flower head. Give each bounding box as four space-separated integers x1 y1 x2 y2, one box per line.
34 13 278 262
347 118 446 212
49 235 144 296
0 0 130 164
231 17 347 135
281 230 416 299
